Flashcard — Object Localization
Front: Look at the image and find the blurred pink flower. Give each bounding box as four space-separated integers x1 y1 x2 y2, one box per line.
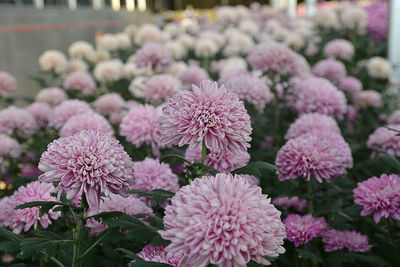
285 113 341 139
26 102 52 128
48 100 92 129
0 106 38 136
0 71 17 96
312 59 346 84
59 112 113 137
273 196 307 212
134 42 172 72
63 71 96 96
323 229 372 252
367 124 400 156
35 87 68 107
284 214 328 247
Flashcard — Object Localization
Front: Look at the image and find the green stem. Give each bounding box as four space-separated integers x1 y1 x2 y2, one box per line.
307 182 314 214
72 217 83 267
79 229 113 260
49 256 65 267
201 140 207 165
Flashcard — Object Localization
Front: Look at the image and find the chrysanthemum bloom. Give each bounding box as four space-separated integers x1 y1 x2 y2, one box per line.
119 104 163 152
312 59 346 84
365 0 389 42
353 173 400 223
248 41 307 76
216 57 247 77
59 112 113 137
124 24 137 38
134 43 172 72
177 34 195 49
222 71 273 112
0 106 38 136
115 33 132 50
134 24 163 45
38 130 135 210
167 61 188 77
88 49 110 64
63 71 96 96
160 173 286 267
21 163 42 178
323 229 372 252
35 87 68 107
0 197 12 227
275 132 350 182
135 245 184 267
323 39 354 61
179 65 209 90
272 196 307 212
339 76 362 93
366 57 392 79
26 102 52 128
223 34 254 57
132 158 179 194
142 74 182 102
284 33 306 51
285 113 341 139
367 125 400 156
340 7 368 34
0 71 17 96
93 59 123 83
160 80 252 154
290 76 347 119
96 33 119 51
165 41 187 60
185 145 250 173
48 100 92 129
0 134 21 162
93 93 125 116
240 174 259 186
352 90 383 109
122 63 152 80
284 214 328 247
194 38 219 58
62 59 88 77
38 50 67 73
388 110 400 124
6 181 60 234
68 41 94 60
313 9 340 29
86 194 152 236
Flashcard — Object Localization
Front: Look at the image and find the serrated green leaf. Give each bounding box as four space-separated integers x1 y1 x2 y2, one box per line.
231 161 279 178
0 227 22 241
160 154 192 165
127 189 175 206
0 241 20 253
14 201 70 217
379 151 400 172
147 215 164 230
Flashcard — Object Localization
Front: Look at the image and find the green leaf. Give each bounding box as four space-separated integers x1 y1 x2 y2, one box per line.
0 241 20 253
190 163 219 176
231 161 280 178
127 189 175 206
14 201 69 217
150 235 170 247
378 151 400 172
0 227 22 241
103 214 145 229
147 215 164 230
297 248 323 264
86 211 125 221
160 154 192 165
21 237 72 255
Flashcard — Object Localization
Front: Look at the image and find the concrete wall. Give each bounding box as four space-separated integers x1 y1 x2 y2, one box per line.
0 7 153 98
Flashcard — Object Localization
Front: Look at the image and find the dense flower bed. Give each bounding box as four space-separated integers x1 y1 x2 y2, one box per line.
0 1 398 267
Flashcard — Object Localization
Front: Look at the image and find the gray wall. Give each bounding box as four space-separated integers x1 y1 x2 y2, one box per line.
0 7 153 98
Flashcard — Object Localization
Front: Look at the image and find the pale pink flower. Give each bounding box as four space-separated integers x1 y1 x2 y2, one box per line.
160 173 286 267
48 100 92 129
339 76 362 93
38 130 135 211
284 214 328 247
354 173 400 223
134 43 172 72
0 134 21 162
352 90 383 109
93 93 125 115
59 112 113 137
0 71 17 96
323 39 354 61
6 181 60 234
35 87 68 107
285 113 341 139
26 102 52 128
63 71 96 96
143 74 182 102
179 65 209 90
323 229 372 252
135 245 184 267
160 80 252 154
272 196 307 212
367 124 400 156
312 59 347 84
0 106 38 136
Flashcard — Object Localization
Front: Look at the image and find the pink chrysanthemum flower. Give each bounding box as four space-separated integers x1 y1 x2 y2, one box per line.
367 124 400 156
179 65 209 90
35 87 68 107
290 76 347 119
63 71 96 96
0 71 17 96
132 158 179 193
312 59 346 84
352 90 383 109
285 113 341 139
143 74 182 102
185 145 250 173
26 102 52 128
86 194 152 236
48 100 92 129
284 214 328 247
388 110 400 124
134 245 184 267
221 70 273 112
134 43 172 72
6 181 60 234
38 130 135 211
160 173 286 267
0 134 21 162
59 112 114 137
323 39 355 61
275 131 350 182
0 197 12 227
248 41 308 76
353 173 400 223
160 80 252 154
119 104 163 152
323 229 372 252
272 196 307 212
93 93 125 116
0 106 38 136
339 76 362 93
